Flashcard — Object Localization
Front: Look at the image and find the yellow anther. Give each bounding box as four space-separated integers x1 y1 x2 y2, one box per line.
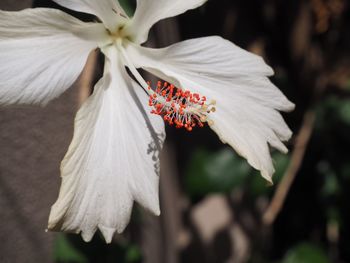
200 116 207 122
201 104 208 111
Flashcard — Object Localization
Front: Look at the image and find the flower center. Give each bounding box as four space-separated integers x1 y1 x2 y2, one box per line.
109 26 126 42
148 81 216 131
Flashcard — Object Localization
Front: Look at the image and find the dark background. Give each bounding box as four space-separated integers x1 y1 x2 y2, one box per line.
0 0 349 262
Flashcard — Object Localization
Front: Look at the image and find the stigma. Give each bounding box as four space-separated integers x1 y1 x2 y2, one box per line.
148 81 216 131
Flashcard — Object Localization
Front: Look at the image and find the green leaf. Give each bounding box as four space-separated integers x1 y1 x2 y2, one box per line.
316 161 340 197
185 147 252 196
53 234 88 263
185 148 291 197
281 243 330 263
338 100 350 125
249 152 290 196
119 0 136 17
322 173 340 197
345 79 350 91
125 244 142 262
315 96 350 129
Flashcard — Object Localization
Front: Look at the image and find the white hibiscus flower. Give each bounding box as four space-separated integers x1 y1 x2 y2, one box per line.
0 0 294 243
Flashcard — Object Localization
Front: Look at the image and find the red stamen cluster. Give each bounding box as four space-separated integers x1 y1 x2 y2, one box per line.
148 81 208 131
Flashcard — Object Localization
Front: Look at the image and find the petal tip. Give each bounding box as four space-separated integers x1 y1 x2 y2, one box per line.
261 170 274 185
99 225 116 244
285 101 296 112
154 207 161 216
47 218 59 232
147 200 161 216
265 65 275 76
81 230 95 243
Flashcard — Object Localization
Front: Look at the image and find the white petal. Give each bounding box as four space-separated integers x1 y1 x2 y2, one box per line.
48 47 165 243
125 0 207 44
53 0 128 31
126 37 294 182
0 8 108 105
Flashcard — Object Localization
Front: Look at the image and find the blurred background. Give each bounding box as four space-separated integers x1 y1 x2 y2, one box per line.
0 0 350 262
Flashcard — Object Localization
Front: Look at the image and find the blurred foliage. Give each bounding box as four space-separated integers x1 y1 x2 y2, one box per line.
316 96 350 130
280 243 330 263
185 147 290 198
185 147 252 195
54 234 88 263
53 233 142 263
